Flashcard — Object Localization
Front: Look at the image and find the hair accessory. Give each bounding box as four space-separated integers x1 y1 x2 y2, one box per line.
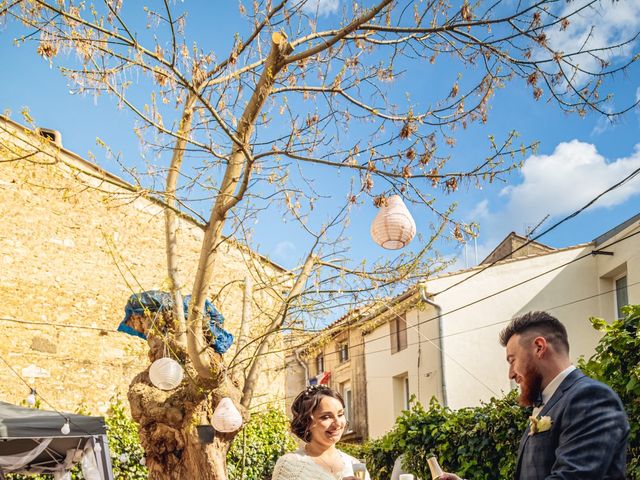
303 384 330 396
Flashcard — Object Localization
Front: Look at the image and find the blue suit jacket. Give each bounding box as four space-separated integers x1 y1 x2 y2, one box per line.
515 369 629 480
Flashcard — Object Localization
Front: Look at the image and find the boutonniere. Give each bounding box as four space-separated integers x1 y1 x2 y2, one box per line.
528 415 553 436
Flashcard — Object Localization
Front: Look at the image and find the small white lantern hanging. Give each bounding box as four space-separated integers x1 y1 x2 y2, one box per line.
370 194 416 249
26 388 37 406
149 357 184 390
212 397 243 433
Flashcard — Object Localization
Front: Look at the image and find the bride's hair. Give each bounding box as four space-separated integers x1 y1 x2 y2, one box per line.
290 385 345 442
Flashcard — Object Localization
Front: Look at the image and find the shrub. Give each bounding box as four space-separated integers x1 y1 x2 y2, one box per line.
578 304 640 479
227 407 297 480
360 305 640 480
363 392 527 480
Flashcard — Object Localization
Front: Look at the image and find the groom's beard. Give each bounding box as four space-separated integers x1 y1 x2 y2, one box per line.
518 362 543 407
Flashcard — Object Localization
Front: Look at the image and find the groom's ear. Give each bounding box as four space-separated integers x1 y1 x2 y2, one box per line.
532 336 547 357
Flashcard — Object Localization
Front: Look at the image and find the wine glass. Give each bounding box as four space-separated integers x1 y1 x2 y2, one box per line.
352 462 367 480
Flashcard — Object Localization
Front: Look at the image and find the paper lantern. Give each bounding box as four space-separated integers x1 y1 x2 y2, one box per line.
370 195 416 249
149 357 183 390
212 397 243 433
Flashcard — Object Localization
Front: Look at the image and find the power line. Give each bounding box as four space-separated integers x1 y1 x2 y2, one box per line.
0 352 100 439
293 227 640 364
433 165 640 297
0 317 119 333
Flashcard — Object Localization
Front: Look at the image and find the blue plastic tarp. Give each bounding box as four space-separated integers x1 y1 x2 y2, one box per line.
118 290 234 354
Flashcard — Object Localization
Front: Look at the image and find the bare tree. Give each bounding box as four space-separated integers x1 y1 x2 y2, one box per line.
2 0 638 478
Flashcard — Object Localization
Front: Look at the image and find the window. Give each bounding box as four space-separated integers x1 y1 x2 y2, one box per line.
341 381 353 431
338 341 349 363
615 275 629 319
390 314 408 353
315 354 324 376
393 373 410 417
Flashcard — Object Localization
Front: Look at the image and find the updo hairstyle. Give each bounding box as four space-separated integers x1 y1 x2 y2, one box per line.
290 384 344 442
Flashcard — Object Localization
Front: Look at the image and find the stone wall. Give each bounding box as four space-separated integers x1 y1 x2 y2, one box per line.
0 116 289 414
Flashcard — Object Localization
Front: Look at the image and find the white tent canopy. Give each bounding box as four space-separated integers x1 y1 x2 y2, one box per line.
0 402 114 479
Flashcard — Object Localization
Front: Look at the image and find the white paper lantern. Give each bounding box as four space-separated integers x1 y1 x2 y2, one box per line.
212 397 243 433
149 357 183 390
370 195 416 249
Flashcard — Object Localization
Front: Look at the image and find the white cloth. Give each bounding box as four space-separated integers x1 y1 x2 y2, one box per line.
272 447 371 480
532 365 576 418
0 438 53 471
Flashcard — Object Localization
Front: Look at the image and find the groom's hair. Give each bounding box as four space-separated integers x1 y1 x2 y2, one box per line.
499 311 570 354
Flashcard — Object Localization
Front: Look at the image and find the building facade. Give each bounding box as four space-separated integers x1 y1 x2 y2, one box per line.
362 216 639 438
0 116 290 413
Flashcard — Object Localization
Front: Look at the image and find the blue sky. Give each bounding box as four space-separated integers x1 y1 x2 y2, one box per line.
1 0 639 273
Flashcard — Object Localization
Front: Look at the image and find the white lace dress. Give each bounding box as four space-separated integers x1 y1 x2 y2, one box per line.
271 447 371 480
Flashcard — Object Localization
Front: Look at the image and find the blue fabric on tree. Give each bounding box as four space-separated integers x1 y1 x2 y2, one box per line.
118 290 234 353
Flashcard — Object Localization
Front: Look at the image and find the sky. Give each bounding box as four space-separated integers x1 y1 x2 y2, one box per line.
1 0 639 275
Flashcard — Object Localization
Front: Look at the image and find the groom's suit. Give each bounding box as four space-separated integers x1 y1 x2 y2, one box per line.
515 369 629 480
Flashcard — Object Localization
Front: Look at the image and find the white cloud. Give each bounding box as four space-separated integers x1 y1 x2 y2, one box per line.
468 140 640 263
300 0 339 16
545 1 640 81
502 140 640 220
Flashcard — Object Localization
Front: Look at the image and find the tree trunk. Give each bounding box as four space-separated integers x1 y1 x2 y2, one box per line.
127 312 243 480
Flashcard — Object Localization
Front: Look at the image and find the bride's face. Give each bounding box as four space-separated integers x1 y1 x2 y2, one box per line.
308 396 347 448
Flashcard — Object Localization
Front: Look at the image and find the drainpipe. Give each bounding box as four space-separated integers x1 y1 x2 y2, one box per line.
419 284 448 407
294 349 309 385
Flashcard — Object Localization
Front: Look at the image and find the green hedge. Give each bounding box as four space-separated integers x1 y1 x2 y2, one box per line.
228 407 297 480
578 304 640 479
358 305 640 480
360 392 527 480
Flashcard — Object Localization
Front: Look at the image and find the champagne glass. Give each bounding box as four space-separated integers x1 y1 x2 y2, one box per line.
427 455 444 479
352 462 367 480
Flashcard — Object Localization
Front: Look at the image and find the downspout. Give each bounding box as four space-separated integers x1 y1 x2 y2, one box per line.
294 349 309 385
419 284 448 408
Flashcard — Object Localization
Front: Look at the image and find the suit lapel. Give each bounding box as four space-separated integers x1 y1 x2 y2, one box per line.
539 369 584 416
515 369 585 479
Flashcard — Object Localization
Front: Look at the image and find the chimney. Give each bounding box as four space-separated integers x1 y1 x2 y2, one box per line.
35 127 63 147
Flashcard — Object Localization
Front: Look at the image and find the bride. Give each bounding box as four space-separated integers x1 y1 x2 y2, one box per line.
272 384 370 480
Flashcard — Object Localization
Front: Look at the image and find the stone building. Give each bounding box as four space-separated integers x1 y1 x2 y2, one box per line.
0 116 290 414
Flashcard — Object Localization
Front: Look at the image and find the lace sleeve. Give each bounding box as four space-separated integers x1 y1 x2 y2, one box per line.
271 454 306 480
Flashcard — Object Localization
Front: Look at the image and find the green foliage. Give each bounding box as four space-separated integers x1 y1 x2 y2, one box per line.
104 399 148 479
227 407 297 480
578 304 640 479
358 305 640 480
362 392 528 480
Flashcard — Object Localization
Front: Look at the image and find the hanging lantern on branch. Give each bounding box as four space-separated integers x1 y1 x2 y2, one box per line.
370 195 416 249
149 357 184 390
212 397 243 433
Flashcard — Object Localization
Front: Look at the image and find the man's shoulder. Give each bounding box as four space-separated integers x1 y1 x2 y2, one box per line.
571 371 618 395
563 371 625 409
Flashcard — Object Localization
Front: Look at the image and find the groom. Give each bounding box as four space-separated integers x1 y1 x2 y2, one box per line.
441 311 629 480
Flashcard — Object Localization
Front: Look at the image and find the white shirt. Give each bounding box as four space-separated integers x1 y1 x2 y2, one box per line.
532 365 576 418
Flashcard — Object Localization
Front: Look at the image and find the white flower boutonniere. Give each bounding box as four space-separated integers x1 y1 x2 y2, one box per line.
528 415 553 436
